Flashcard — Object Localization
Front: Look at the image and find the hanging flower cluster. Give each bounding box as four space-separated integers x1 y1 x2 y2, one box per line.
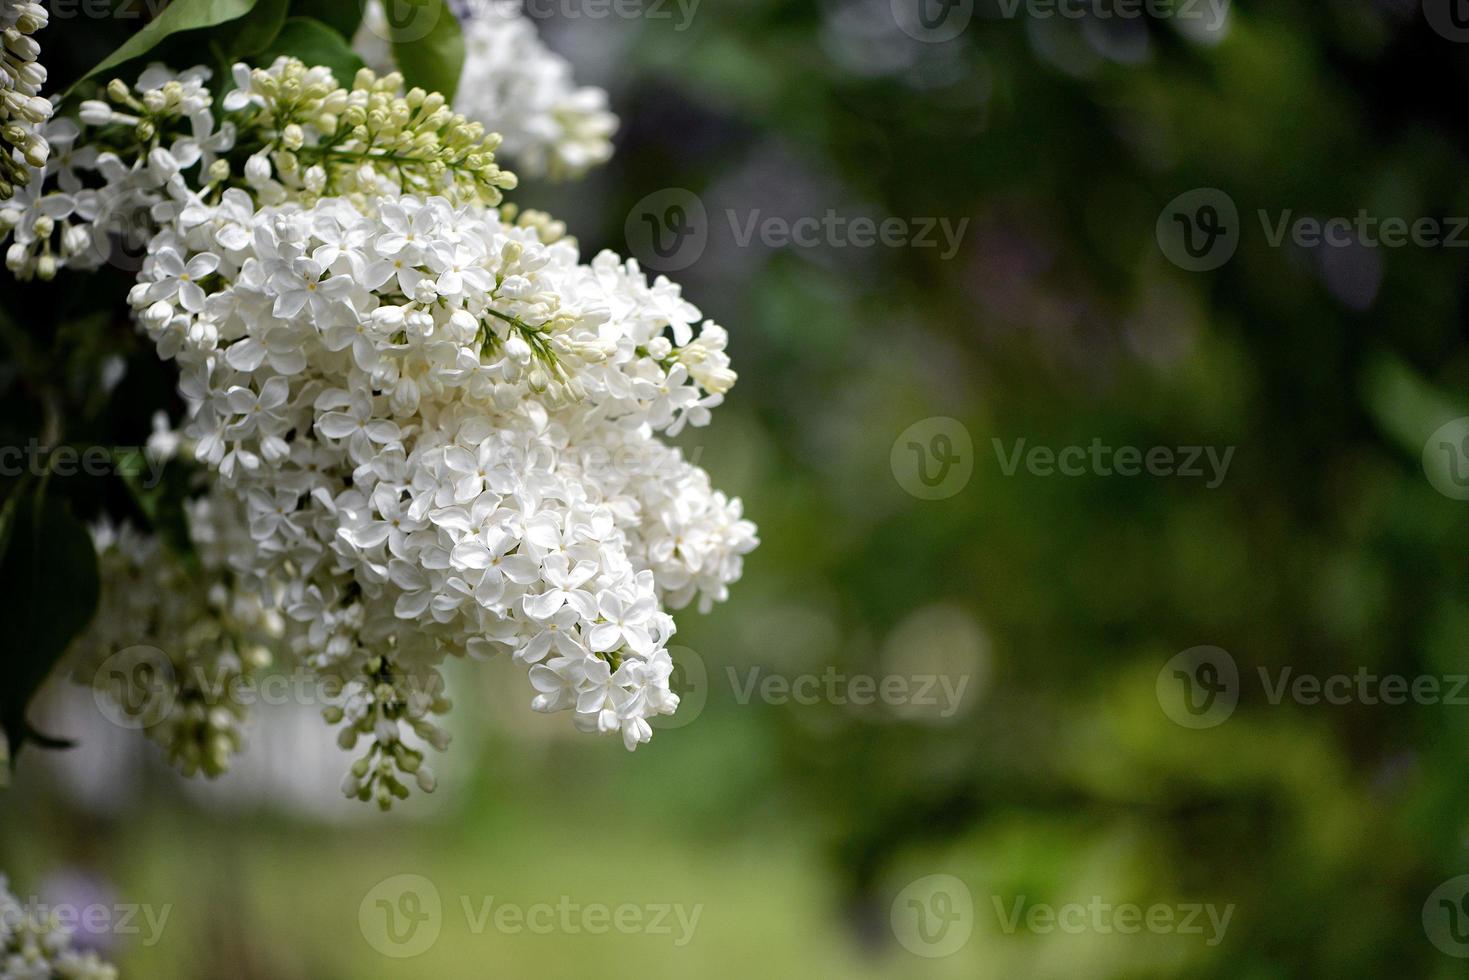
9 56 754 807
71 498 278 780
0 0 50 197
357 0 618 179
0 875 118 980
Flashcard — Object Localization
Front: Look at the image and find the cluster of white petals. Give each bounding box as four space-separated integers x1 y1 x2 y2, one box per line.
0 875 117 980
0 0 51 194
358 0 618 179
13 58 753 806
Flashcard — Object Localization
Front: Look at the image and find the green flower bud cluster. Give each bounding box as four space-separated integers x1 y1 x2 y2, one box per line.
238 59 518 207
153 642 272 780
325 654 452 810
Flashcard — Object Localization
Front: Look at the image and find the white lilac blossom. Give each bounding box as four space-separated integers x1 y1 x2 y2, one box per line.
358 0 618 180
22 59 754 807
0 874 118 980
0 0 50 197
2 59 514 280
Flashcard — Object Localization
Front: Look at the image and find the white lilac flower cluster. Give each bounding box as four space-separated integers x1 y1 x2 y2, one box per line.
14 58 753 806
0 0 50 197
3 60 515 280
357 0 618 179
71 502 279 779
0 875 117 980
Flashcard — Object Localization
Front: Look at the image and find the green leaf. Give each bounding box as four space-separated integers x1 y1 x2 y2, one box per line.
383 0 465 102
289 0 366 41
66 0 265 97
215 0 292 60
0 488 101 764
258 16 367 82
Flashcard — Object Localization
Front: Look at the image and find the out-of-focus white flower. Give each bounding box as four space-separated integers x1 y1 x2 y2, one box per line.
0 873 119 980
358 0 618 180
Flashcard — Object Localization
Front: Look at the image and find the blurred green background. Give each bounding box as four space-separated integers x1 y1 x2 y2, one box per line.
7 0 1469 976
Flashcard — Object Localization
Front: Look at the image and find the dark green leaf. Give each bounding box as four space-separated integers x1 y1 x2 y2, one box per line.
383 0 464 101
216 0 292 60
288 0 366 42
257 16 367 82
0 489 101 763
66 0 265 97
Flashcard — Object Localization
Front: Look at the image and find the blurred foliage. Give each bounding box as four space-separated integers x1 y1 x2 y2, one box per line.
6 1 1469 977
